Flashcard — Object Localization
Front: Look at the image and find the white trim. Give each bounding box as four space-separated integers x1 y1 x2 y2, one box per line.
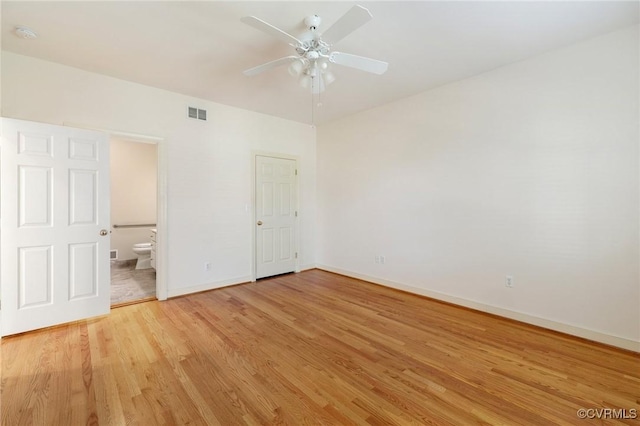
155 136 169 300
167 276 251 298
169 267 315 298
316 264 640 353
251 151 301 282
64 122 163 143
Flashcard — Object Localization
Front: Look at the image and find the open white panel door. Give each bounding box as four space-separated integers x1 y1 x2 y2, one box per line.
255 155 297 279
1 118 110 336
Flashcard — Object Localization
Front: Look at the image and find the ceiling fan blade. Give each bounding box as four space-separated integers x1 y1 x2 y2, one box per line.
321 5 372 45
243 56 299 76
329 52 388 75
241 16 301 46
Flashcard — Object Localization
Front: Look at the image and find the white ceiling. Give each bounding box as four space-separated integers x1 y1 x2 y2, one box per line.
2 1 638 125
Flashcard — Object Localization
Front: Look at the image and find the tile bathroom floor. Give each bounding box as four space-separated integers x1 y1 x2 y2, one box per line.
111 260 156 306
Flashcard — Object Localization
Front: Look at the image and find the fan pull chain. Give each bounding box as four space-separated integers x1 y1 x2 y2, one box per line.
310 76 315 127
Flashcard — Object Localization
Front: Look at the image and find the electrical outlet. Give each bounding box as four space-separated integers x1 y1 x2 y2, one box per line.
380 256 385 264
205 262 211 271
375 256 380 264
505 275 514 288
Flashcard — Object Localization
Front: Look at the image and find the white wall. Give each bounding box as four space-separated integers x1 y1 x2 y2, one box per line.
1 52 316 296
317 25 639 350
110 139 158 260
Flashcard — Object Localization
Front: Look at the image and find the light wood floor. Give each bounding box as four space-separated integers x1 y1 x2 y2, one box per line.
2 270 638 425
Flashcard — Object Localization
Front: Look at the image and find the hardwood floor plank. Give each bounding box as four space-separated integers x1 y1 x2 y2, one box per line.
2 269 639 425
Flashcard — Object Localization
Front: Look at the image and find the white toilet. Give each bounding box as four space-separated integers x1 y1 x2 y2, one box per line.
132 243 152 270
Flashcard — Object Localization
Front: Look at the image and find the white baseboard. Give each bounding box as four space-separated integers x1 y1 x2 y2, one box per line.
316 264 640 352
299 263 317 272
166 267 316 299
167 275 252 298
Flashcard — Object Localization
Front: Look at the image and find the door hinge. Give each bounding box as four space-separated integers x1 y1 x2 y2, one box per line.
295 211 298 217
295 169 298 176
295 252 298 259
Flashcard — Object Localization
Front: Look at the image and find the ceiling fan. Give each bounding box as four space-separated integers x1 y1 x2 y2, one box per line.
241 5 388 93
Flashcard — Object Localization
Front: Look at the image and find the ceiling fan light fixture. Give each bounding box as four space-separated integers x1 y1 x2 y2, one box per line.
299 75 312 89
324 71 336 86
241 4 388 99
312 77 326 95
288 59 304 77
307 61 319 78
305 50 320 60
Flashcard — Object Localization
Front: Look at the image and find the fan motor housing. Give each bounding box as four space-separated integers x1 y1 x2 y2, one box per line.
304 14 321 30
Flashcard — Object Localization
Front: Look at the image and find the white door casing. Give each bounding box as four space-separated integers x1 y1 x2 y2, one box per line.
1 118 110 336
255 155 297 279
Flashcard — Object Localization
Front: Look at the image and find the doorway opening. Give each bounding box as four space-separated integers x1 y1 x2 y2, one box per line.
109 137 158 306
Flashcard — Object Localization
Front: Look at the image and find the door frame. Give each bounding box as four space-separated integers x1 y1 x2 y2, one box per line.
251 151 300 282
65 123 168 300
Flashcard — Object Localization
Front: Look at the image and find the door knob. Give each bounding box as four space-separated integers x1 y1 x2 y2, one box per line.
257 221 263 226
99 229 108 236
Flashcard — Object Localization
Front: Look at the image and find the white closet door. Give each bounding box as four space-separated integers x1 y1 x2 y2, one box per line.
255 155 297 279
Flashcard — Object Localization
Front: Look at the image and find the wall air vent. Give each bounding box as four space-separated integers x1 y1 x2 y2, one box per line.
188 106 207 121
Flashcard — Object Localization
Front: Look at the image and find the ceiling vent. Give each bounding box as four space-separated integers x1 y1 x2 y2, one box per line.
188 107 207 121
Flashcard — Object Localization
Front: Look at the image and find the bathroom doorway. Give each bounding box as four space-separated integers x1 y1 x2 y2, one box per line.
109 137 158 306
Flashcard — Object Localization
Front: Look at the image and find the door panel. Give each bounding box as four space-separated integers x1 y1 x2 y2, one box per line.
280 183 291 214
18 246 53 308
255 155 297 279
69 242 98 299
1 118 110 336
19 166 53 227
19 132 53 156
262 182 274 216
262 228 275 263
69 169 98 225
69 138 99 161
